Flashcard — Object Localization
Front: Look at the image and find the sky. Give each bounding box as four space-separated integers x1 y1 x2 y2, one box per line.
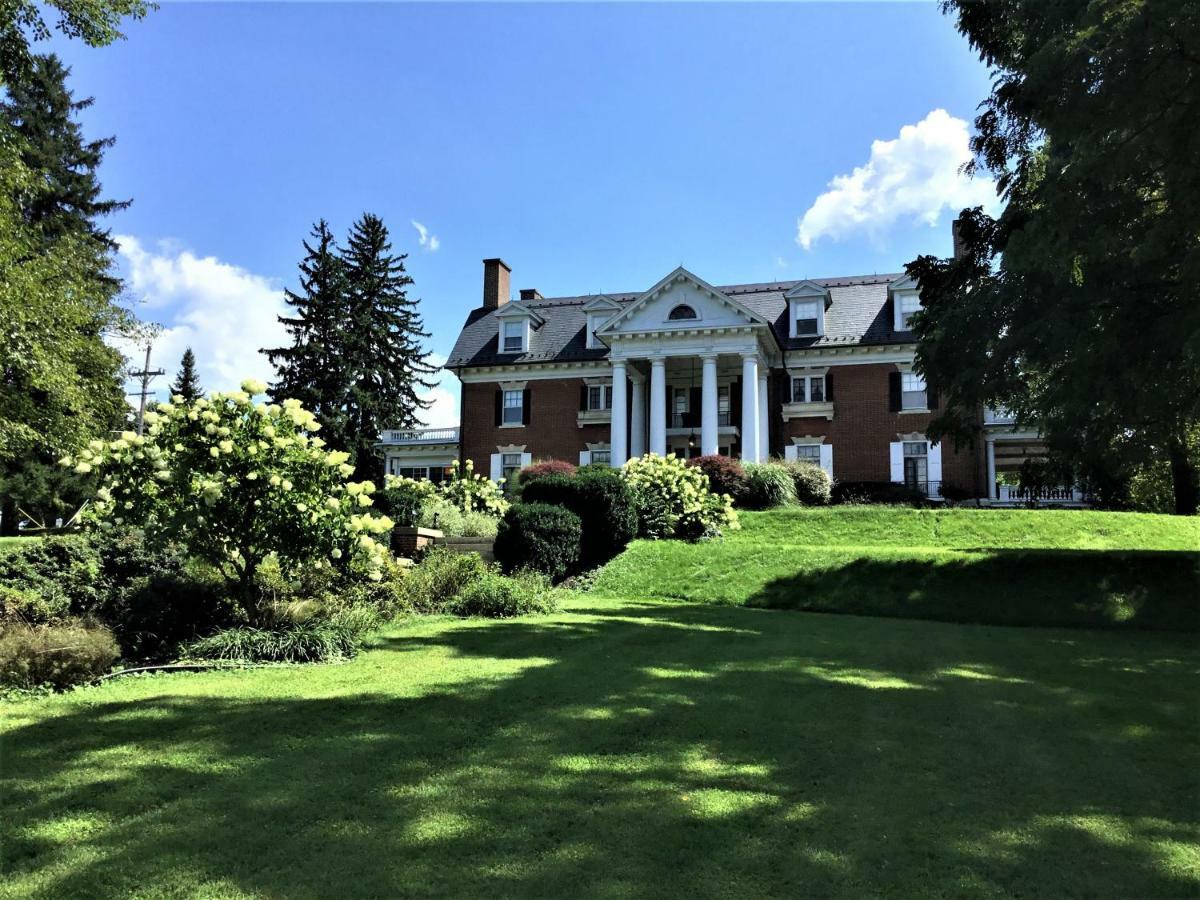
45 1 999 427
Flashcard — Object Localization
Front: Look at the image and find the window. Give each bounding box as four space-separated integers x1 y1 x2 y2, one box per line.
587 384 613 411
795 444 821 464
502 389 524 425
672 387 689 428
901 372 927 410
718 385 731 426
793 299 821 336
902 441 928 488
396 466 429 480
502 321 524 353
791 374 826 404
898 293 921 331
667 304 697 321
586 315 601 349
501 452 523 483
590 449 611 466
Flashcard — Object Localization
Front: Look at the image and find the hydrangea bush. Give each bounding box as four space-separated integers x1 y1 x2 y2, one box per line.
439 459 510 516
620 453 738 540
61 380 393 609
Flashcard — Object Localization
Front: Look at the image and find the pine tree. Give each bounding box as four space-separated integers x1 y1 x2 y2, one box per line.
170 347 203 402
261 220 352 450
340 213 437 478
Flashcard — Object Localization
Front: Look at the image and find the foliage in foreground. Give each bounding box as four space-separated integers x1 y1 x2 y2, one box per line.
518 468 638 567
401 547 558 618
183 609 378 664
494 503 582 581
621 453 738 540
0 620 118 690
741 462 797 509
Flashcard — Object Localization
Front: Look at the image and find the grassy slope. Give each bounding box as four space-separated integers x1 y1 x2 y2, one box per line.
594 508 1200 630
3 595 1198 899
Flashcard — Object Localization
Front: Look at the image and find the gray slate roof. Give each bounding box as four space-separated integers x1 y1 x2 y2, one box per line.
446 273 909 370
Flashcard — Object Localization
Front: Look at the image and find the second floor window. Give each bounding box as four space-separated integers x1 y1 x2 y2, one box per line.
901 372 927 410
502 321 524 353
587 385 613 411
791 374 825 403
502 389 524 425
718 385 731 426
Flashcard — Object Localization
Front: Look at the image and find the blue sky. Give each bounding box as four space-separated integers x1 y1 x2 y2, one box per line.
48 1 997 425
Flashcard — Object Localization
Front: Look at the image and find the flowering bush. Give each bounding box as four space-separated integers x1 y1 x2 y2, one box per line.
620 453 738 540
439 459 510 516
517 459 576 485
686 455 748 504
61 380 394 611
377 475 440 527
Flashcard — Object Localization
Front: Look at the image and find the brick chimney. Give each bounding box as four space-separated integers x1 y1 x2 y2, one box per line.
519 288 543 302
482 258 511 309
951 217 966 260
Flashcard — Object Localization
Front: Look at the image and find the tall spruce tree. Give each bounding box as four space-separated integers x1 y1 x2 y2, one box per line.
170 347 203 402
340 213 436 478
262 220 352 450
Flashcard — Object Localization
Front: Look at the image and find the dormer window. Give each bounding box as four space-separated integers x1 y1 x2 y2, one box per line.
785 281 829 339
897 292 921 331
502 320 525 353
586 314 602 349
793 300 821 337
667 304 697 321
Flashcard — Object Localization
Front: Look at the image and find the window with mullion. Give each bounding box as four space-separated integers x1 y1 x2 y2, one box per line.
901 372 927 410
791 375 826 404
502 389 524 424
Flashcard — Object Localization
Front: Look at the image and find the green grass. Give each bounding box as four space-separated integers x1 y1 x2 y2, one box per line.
594 508 1200 630
3 595 1198 898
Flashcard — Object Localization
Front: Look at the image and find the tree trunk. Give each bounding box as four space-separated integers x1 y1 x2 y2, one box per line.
0 496 19 536
1168 439 1199 516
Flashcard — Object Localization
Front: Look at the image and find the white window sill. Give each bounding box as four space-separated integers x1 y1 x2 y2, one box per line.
898 408 931 415
499 422 525 429
781 401 834 422
577 409 612 426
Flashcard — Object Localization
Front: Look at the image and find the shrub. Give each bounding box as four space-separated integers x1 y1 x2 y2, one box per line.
0 535 101 619
621 454 739 540
402 547 491 613
460 511 500 539
742 462 797 509
518 459 577 485
781 460 832 506
66 382 394 611
521 469 638 566
494 503 582 580
833 481 929 506
440 459 510 516
0 621 119 690
0 584 63 625
377 476 439 527
687 455 748 504
182 615 369 663
450 570 557 618
416 498 466 535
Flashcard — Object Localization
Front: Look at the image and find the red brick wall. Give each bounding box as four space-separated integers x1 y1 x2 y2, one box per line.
779 362 981 493
461 379 613 472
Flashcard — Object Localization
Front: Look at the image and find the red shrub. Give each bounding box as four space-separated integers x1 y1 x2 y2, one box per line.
518 459 577 485
687 455 748 501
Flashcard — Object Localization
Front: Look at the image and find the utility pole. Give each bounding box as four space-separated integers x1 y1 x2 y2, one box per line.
129 342 164 435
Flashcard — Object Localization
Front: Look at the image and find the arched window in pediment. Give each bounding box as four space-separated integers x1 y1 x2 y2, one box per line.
667 304 698 321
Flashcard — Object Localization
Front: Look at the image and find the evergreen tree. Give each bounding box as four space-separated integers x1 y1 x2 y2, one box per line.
262 220 351 450
340 213 436 478
170 347 203 402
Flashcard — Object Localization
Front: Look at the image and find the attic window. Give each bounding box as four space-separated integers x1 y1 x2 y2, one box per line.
667 304 697 321
793 300 821 337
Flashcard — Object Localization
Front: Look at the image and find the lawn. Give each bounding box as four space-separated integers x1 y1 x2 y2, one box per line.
594 508 1200 630
4 593 1199 898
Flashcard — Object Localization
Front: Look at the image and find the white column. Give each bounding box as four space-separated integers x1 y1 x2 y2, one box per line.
649 357 667 456
741 354 759 463
700 355 718 457
757 372 769 462
986 438 997 500
610 361 628 468
629 373 646 459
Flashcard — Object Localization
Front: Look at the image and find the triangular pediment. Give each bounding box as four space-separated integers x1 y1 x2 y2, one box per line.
597 267 768 335
888 274 919 294
785 279 832 308
582 294 622 314
494 300 545 326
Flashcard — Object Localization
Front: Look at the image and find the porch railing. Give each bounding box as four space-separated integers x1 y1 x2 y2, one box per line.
379 427 460 445
996 484 1084 503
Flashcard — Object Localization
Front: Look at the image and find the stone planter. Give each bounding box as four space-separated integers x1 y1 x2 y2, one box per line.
390 526 443 559
437 535 496 563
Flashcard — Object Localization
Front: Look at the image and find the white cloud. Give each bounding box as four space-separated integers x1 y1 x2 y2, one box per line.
411 220 440 253
115 235 287 398
796 109 999 250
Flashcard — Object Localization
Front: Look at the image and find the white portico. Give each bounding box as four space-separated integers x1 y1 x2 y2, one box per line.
591 268 779 466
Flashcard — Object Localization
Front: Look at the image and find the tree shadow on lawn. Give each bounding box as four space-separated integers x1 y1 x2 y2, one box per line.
5 601 1199 899
747 549 1200 632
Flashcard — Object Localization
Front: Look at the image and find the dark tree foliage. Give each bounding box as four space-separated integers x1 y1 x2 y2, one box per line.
262 220 351 451
170 347 203 402
908 0 1200 514
340 213 436 478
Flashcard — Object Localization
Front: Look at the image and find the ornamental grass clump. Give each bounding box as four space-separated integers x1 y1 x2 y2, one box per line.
61 381 394 620
621 453 738 540
742 462 797 509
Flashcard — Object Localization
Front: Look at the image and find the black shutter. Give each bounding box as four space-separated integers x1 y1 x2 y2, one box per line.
731 378 742 422
607 385 614 409
494 389 502 426
579 385 588 411
689 386 702 428
665 387 672 430
777 372 791 404
522 388 532 425
825 371 834 402
888 371 902 412
927 383 940 410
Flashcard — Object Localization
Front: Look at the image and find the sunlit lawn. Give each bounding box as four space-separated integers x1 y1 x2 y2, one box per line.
4 593 1198 898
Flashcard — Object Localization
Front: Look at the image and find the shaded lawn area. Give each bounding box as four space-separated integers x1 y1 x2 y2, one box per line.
4 596 1198 898
594 508 1200 630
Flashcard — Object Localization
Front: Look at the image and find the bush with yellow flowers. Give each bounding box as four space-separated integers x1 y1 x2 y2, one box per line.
61 379 393 614
620 453 739 540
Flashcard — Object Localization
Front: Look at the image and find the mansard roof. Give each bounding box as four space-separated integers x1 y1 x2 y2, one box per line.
446 270 911 370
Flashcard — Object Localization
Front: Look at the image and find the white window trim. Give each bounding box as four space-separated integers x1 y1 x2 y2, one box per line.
900 371 928 412
500 387 525 428
893 289 921 333
501 319 530 354
789 298 825 339
784 437 833 478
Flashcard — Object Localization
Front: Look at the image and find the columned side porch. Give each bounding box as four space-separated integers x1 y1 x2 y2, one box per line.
983 411 1088 505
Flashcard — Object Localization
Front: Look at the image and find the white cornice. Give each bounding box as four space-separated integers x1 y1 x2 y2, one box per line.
784 344 915 367
455 361 612 383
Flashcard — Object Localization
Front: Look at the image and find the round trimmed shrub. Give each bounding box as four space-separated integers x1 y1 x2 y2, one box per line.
520 469 638 567
686 455 747 504
742 462 797 509
494 502 582 580
782 460 832 505
518 459 577 485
